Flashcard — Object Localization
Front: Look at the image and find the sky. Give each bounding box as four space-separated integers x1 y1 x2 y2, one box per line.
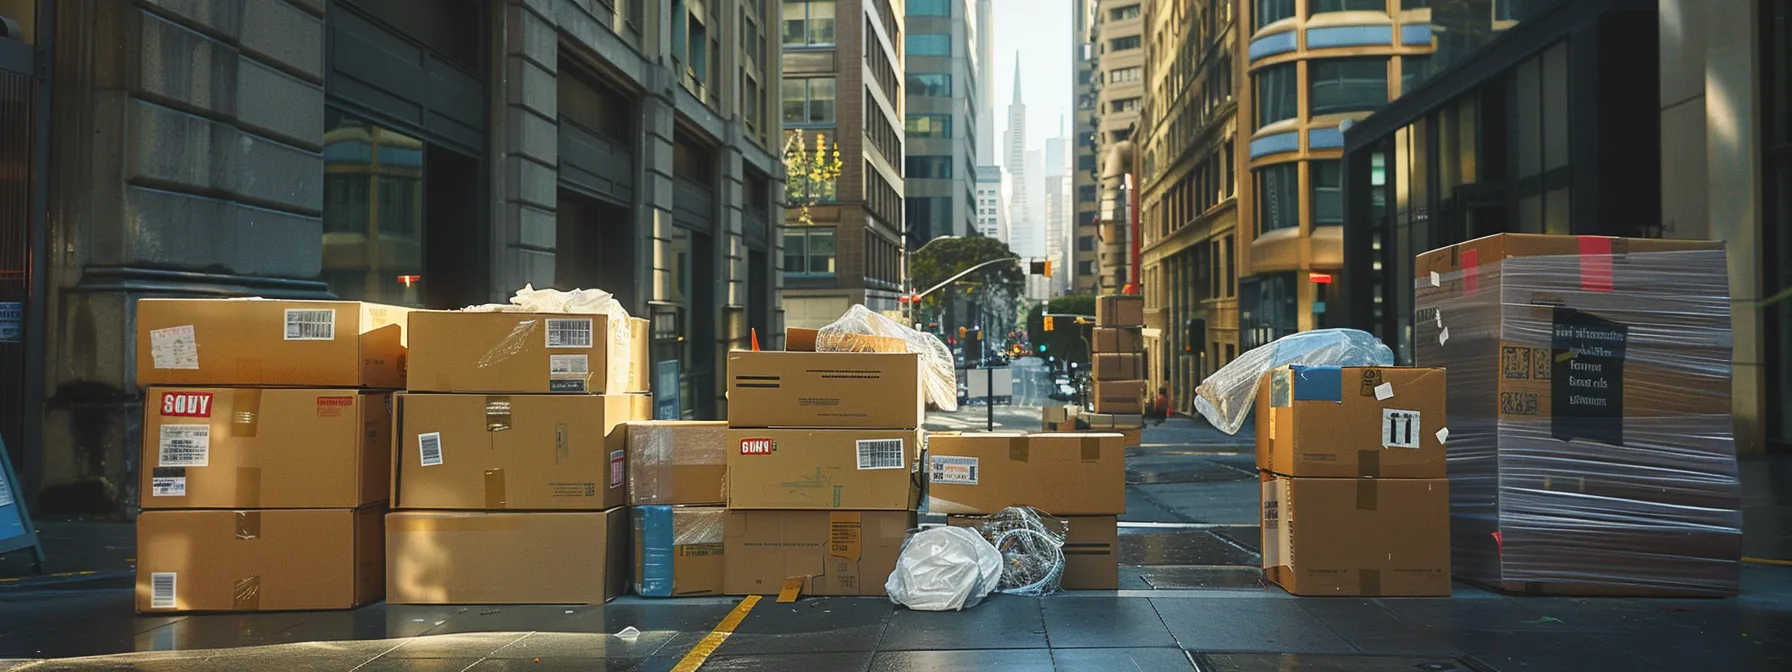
991 0 1072 166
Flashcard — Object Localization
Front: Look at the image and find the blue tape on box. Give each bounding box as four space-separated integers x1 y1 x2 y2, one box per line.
634 505 675 597
1291 365 1344 402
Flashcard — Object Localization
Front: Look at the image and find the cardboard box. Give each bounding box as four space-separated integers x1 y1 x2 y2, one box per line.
391 394 647 510
1083 412 1143 430
726 351 924 429
723 510 911 596
1092 380 1146 414
1092 327 1144 353
926 433 1125 515
136 507 384 612
1096 295 1144 327
1120 428 1142 447
1092 353 1145 381
786 328 820 351
406 311 649 394
949 514 1118 590
1041 406 1081 432
726 429 921 510
135 299 409 388
627 421 727 506
1254 366 1448 479
1261 474 1451 596
141 388 391 509
632 506 725 598
386 509 628 604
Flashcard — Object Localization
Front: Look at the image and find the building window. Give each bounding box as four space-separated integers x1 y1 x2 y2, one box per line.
1254 63 1296 128
782 227 837 276
782 77 836 124
906 156 953 178
905 114 952 137
1110 97 1140 114
1110 4 1141 20
910 0 951 16
1311 160 1343 226
906 73 952 97
1400 55 1431 96
322 115 426 307
1078 236 1095 251
1110 35 1141 52
782 0 836 46
1109 66 1143 83
1256 163 1298 233
1078 260 1097 275
1311 0 1385 14
907 33 951 56
1255 0 1295 29
906 197 952 241
1402 0 1429 8
1309 58 1389 116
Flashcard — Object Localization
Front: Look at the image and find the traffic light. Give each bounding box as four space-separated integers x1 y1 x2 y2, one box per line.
1037 343 1047 353
1029 260 1054 277
1042 315 1055 332
958 326 967 339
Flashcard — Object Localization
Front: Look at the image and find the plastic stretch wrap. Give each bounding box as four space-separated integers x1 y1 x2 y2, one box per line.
817 305 959 411
627 422 727 505
885 527 1003 611
632 506 725 598
1416 242 1740 596
464 284 634 392
1194 329 1394 435
958 507 1069 596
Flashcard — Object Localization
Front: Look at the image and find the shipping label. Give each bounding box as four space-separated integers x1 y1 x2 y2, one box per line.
545 318 594 348
418 432 444 466
315 396 354 418
284 309 336 340
1381 409 1422 449
929 455 979 485
157 425 210 467
160 392 213 418
855 438 905 470
1551 308 1628 445
149 326 200 370
739 438 775 455
150 572 177 609
609 450 625 488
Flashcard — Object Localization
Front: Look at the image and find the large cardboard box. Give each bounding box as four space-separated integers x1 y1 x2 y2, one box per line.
392 394 647 510
926 433 1125 515
136 507 384 612
949 514 1118 590
1092 380 1146 414
726 429 921 510
1261 474 1451 597
783 328 906 353
406 311 649 394
141 388 391 509
632 506 725 598
1092 353 1145 381
627 421 727 506
1096 295 1144 327
135 299 409 388
1092 327 1144 353
1253 366 1447 479
723 510 911 596
386 509 628 604
726 351 924 429
1082 412 1143 430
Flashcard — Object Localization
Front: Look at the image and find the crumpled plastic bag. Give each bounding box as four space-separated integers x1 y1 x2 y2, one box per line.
464 284 634 392
885 527 1003 611
1193 328 1393 435
817 305 959 411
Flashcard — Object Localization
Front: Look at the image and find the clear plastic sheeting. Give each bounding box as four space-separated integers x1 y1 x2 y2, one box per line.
626 422 726 506
885 527 1003 611
1194 329 1394 435
957 507 1069 597
631 506 725 598
464 284 634 392
817 304 959 411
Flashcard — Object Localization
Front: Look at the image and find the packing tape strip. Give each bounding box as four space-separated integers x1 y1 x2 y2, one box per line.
1359 569 1381 597
1357 450 1381 479
484 468 507 508
1356 479 1378 511
233 575 261 611
1080 437 1101 461
236 466 262 508
229 388 262 438
486 396 512 432
1008 436 1029 463
235 510 261 540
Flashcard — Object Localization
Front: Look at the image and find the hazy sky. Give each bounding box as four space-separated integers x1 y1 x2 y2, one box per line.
991 0 1072 166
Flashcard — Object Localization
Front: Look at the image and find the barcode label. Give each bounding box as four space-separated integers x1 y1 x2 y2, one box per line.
930 455 979 485
855 439 905 471
549 354 589 375
158 425 210 467
151 477 186 497
419 432 444 466
546 319 593 348
1382 409 1421 449
150 572 177 609
284 309 336 340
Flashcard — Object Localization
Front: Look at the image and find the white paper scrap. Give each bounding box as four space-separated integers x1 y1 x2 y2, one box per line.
1430 271 1441 287
1374 383 1394 401
1438 327 1450 345
1436 427 1450 444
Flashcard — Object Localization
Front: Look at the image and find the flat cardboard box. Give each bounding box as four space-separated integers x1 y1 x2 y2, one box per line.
1261 474 1451 597
1092 380 1146 414
1092 327 1144 353
926 433 1125 515
141 388 391 509
386 509 628 604
392 394 647 510
632 506 725 597
949 514 1118 590
1254 366 1448 479
726 429 922 510
726 351 924 429
1082 413 1143 430
1096 295 1144 327
1092 353 1145 381
136 507 384 612
723 510 911 596
406 311 649 394
627 421 728 506
135 299 409 388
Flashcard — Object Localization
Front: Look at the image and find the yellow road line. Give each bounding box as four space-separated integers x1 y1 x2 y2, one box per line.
1743 556 1792 567
671 595 760 672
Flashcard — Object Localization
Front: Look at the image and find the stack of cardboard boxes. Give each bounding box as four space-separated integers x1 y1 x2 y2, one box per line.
384 310 650 605
1089 295 1146 447
1255 365 1451 597
625 420 728 597
134 299 405 612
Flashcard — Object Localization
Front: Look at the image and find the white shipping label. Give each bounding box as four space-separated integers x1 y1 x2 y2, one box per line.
149 326 200 370
1261 480 1286 568
549 354 590 375
930 456 980 485
283 309 336 340
150 572 177 609
151 477 187 497
1382 409 1422 449
1436 427 1450 444
1430 270 1441 287
0 472 12 507
418 432 444 467
158 425 210 467
855 439 906 470
1374 382 1394 401
545 319 594 348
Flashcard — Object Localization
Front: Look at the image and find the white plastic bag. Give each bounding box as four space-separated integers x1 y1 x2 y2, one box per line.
464 284 634 392
885 527 1003 611
1193 328 1393 435
817 305 959 411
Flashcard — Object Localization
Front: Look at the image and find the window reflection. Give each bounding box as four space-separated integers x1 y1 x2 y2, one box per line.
322 114 426 307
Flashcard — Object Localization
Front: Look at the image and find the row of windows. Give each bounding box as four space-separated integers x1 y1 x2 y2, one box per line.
909 0 951 17
1253 159 1343 234
906 155 952 179
865 88 903 162
865 230 902 286
1110 35 1142 52
783 227 837 275
907 33 951 57
1111 97 1140 114
1110 4 1141 21
783 77 835 124
1254 58 1389 129
907 73 951 98
1254 0 1430 30
783 0 835 46
866 163 903 229
1108 66 1142 83
1147 145 1234 243
906 113 951 138
866 17 900 100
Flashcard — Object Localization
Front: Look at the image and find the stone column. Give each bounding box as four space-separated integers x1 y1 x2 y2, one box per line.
497 0 560 295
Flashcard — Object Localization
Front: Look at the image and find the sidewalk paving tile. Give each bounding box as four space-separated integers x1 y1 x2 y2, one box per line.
694 651 874 671
1040 597 1177 648
1153 597 1355 653
488 631 676 659
384 633 529 659
869 648 1055 672
712 597 894 655
1050 647 1196 671
1194 652 1469 672
358 658 481 672
879 596 1047 650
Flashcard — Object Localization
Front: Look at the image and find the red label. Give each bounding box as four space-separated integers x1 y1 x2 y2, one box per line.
1578 236 1614 292
739 438 775 455
1461 249 1480 296
609 450 625 488
316 396 355 406
160 392 214 418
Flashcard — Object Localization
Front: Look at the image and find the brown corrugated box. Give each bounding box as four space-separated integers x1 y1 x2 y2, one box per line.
726 429 921 510
926 433 1125 515
135 299 409 388
1254 366 1448 479
627 421 728 506
1120 428 1142 447
1261 473 1451 596
1082 412 1143 430
136 507 384 612
1096 295 1144 327
726 351 924 429
406 311 649 394
1092 353 1145 381
723 510 911 596
391 394 648 510
385 509 628 604
631 506 725 598
1092 380 1146 414
141 388 391 509
1092 327 1144 353
948 514 1118 590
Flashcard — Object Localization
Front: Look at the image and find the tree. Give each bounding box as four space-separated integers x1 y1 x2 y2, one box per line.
782 129 844 226
1048 294 1097 318
910 236 1026 310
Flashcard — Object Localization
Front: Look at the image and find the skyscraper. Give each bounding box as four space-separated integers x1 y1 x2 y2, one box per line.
903 0 979 247
1002 59 1035 278
1044 131 1072 296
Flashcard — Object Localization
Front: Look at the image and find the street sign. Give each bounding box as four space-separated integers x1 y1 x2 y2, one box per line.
0 435 45 573
0 302 20 343
653 360 681 420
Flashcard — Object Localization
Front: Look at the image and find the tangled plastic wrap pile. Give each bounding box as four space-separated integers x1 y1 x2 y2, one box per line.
960 507 1070 597
817 304 959 411
1193 329 1394 435
464 284 634 392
